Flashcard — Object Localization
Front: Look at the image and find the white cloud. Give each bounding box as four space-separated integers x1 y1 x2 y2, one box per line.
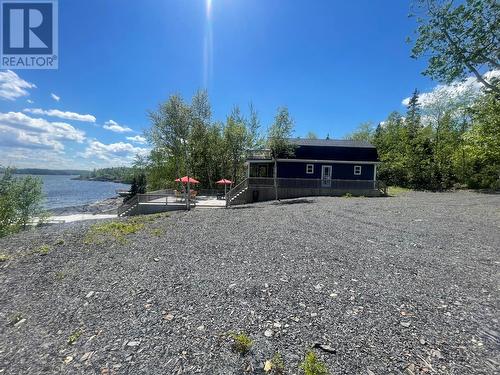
0 111 85 152
23 108 96 123
0 70 36 101
0 147 94 170
51 93 60 102
81 140 148 162
402 70 500 108
103 119 133 133
27 99 34 104
126 135 147 144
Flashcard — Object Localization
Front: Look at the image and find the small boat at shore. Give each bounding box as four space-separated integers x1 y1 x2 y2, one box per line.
116 189 131 197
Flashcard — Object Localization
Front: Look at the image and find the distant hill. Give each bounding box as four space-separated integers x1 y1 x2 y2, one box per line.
0 168 90 176
73 167 135 184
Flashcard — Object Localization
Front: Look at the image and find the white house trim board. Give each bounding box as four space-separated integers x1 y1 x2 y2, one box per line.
275 159 380 165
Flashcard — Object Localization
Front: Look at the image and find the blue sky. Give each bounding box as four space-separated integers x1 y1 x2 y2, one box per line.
0 0 445 169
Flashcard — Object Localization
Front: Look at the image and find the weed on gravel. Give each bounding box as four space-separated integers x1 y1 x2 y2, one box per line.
0 253 10 262
387 185 410 196
67 329 82 345
230 332 253 354
270 352 285 374
84 217 150 244
33 244 50 256
84 213 170 244
300 351 330 375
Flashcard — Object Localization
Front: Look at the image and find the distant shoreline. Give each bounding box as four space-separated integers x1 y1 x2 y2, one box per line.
1 168 88 176
70 176 130 184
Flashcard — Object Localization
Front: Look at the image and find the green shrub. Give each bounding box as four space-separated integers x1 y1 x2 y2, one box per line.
0 168 45 237
230 332 253 354
300 351 329 375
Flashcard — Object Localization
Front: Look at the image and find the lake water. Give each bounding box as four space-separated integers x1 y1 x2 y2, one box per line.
24 175 130 210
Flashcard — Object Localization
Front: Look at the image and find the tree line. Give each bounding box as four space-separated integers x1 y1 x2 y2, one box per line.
346 89 499 190
139 90 295 191
345 0 499 190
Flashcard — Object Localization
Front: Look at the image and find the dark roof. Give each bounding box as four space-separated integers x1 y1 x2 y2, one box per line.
288 138 375 148
246 138 379 162
284 138 379 162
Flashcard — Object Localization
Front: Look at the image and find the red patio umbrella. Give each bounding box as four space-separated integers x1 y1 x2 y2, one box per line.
215 179 232 185
175 176 199 210
175 176 200 184
216 178 233 196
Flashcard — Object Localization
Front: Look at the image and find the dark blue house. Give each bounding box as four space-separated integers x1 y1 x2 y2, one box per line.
227 138 383 205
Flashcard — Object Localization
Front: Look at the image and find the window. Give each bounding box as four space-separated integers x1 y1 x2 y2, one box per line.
354 165 362 175
306 164 314 174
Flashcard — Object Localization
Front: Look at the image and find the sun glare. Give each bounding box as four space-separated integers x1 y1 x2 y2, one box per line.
204 0 214 89
206 0 212 19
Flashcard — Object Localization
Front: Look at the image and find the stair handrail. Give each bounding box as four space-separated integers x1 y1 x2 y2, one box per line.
226 178 249 207
117 194 139 216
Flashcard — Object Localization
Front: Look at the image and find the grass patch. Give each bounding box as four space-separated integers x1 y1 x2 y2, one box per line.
342 192 353 198
0 253 10 262
67 329 82 345
271 352 285 374
34 245 50 256
387 186 410 196
300 351 329 375
230 332 253 354
55 239 65 245
150 228 163 237
55 271 66 280
85 217 149 244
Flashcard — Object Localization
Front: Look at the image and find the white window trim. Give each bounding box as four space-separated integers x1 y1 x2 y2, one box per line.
306 164 314 174
354 165 362 175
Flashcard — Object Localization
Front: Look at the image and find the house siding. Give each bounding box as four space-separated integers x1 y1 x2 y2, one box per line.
277 161 374 180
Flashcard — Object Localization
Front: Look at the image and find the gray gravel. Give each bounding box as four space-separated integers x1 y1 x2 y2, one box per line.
0 191 499 374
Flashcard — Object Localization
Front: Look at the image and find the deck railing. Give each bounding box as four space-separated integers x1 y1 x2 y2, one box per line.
117 195 139 216
225 177 386 207
117 191 192 216
247 177 381 190
246 149 272 160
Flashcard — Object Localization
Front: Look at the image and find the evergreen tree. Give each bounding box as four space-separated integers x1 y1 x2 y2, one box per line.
404 89 433 189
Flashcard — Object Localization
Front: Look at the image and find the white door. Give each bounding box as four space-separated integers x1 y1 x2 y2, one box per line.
321 165 332 187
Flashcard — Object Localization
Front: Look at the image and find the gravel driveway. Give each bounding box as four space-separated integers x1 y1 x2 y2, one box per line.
0 191 498 374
